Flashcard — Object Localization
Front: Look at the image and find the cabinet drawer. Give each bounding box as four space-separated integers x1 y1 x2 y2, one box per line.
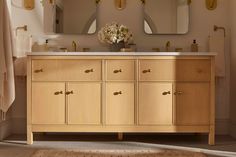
106 60 135 81
106 83 135 125
32 60 102 81
139 59 211 81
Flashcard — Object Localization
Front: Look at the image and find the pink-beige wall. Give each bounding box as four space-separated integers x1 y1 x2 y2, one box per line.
229 0 236 138
9 0 231 135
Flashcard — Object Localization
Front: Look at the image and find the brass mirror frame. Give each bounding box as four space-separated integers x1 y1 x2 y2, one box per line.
206 0 217 10
24 0 35 10
115 0 126 10
142 0 191 35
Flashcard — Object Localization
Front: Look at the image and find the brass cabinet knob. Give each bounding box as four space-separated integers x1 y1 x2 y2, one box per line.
113 69 122 73
85 69 94 73
174 91 183 95
34 69 43 73
54 91 63 95
113 91 122 96
142 69 151 73
65 91 74 95
162 91 171 95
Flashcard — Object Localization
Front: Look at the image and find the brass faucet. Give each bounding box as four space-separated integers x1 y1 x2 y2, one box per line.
72 41 77 52
165 41 170 52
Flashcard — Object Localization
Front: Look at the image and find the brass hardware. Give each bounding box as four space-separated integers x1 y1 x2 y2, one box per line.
174 91 183 95
162 91 171 96
60 48 68 52
54 91 63 95
34 69 43 73
166 41 171 52
206 0 217 10
16 25 27 36
175 48 183 52
187 0 192 5
140 0 145 5
24 0 35 10
113 69 122 73
113 91 122 96
214 25 226 37
95 0 101 5
85 69 94 73
142 69 151 73
72 41 77 52
66 91 74 95
115 0 126 10
82 48 91 52
152 48 160 52
49 0 54 4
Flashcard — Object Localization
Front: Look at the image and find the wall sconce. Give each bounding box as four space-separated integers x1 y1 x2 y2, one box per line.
115 0 126 10
24 0 35 10
206 0 217 10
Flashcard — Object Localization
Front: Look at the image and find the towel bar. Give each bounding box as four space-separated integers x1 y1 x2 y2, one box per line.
16 25 27 36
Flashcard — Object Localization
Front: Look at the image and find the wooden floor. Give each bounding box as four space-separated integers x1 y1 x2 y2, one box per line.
0 134 236 157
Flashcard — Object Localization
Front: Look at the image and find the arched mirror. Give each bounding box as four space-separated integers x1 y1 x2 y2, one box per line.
143 0 190 34
44 0 98 34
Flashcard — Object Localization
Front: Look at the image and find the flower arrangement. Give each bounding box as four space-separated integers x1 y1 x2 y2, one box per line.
98 22 133 45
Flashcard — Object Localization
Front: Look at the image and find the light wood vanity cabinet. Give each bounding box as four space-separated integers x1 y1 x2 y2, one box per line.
27 55 215 145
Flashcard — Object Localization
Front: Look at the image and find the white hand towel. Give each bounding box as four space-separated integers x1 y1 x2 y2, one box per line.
0 0 15 115
14 34 32 58
209 35 226 77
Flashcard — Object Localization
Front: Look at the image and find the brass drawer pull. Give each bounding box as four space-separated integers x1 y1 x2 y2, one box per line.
113 69 122 73
66 91 74 95
85 69 94 73
54 91 63 95
34 69 43 73
142 69 151 73
162 91 171 95
113 91 122 95
174 91 183 95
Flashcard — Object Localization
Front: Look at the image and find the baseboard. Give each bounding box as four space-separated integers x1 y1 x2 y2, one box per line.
0 119 12 140
11 117 26 134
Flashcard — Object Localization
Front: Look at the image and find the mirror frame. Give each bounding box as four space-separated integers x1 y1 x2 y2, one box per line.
44 0 100 35
142 0 191 35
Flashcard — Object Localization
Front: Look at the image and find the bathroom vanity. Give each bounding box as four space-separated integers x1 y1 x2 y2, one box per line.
27 52 216 145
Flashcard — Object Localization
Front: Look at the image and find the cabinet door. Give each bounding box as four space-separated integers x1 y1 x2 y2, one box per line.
106 83 135 125
67 83 101 125
32 82 65 124
139 83 173 125
175 83 210 125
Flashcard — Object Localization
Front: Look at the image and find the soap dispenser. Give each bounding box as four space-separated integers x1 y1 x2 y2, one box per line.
191 39 198 52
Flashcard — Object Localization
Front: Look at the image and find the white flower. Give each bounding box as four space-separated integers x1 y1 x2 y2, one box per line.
98 22 133 45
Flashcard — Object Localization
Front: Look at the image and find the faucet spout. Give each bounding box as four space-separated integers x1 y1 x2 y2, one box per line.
166 41 170 52
72 41 77 52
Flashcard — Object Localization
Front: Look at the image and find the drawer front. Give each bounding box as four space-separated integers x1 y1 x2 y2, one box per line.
32 60 60 81
139 59 211 81
32 60 102 81
106 83 135 125
61 60 102 81
106 60 135 81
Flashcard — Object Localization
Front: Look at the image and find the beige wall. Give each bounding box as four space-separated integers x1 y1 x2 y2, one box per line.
9 0 231 135
229 0 236 138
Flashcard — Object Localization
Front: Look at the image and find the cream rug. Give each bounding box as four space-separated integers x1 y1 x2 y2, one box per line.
31 149 207 157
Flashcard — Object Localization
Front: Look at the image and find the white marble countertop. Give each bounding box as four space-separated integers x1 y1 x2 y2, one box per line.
27 52 217 56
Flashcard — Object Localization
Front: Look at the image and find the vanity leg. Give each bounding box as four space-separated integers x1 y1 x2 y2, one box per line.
27 126 33 145
208 125 215 145
118 133 123 140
